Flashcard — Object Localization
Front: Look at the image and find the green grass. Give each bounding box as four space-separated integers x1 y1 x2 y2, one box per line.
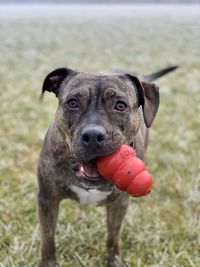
0 5 200 267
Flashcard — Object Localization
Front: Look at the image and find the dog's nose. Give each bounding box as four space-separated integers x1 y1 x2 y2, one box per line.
81 126 106 146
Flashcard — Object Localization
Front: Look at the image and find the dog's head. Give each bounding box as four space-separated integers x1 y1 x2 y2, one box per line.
42 68 159 188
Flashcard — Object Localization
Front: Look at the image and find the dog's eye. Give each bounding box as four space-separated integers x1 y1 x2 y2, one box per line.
67 99 79 109
115 101 127 111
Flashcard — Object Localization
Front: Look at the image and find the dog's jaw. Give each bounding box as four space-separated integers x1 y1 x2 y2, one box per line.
70 158 112 190
69 158 114 205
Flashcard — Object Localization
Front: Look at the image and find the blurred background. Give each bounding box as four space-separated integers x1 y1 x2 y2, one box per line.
0 1 200 267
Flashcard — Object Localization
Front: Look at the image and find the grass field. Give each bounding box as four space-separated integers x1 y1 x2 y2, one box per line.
0 4 200 267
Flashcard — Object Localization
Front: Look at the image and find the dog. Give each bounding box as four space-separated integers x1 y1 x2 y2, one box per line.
37 65 178 267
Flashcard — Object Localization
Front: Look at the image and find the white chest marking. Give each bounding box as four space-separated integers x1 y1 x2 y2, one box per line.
70 185 112 205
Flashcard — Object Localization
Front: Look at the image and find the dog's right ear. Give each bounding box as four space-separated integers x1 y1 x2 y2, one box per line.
126 74 159 128
41 68 74 98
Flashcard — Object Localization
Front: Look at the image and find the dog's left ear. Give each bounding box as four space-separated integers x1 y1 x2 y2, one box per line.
41 68 74 98
126 74 159 128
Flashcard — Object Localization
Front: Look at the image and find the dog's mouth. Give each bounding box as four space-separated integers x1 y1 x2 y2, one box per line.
72 159 101 180
70 143 134 189
70 158 109 188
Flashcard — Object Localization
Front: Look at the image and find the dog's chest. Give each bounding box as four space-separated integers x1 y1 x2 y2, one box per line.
69 185 112 205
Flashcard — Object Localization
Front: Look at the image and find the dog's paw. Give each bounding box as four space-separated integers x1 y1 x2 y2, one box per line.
107 255 130 267
39 260 59 267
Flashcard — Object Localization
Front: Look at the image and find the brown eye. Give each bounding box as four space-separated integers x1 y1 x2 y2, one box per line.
67 99 79 109
115 101 127 111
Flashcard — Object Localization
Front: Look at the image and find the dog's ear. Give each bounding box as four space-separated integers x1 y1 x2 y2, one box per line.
126 74 159 128
41 68 74 98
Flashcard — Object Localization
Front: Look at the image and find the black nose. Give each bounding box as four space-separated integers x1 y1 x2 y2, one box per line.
81 126 106 146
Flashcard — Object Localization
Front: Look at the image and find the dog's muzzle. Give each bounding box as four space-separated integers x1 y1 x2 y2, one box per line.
70 126 117 188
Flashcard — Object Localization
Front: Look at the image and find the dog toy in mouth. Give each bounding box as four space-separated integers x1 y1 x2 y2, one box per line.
97 144 152 197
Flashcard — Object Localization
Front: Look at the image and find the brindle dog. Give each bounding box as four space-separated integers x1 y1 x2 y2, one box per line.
38 66 177 267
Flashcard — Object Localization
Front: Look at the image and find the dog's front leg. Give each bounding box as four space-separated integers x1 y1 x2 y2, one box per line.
38 187 60 267
106 193 130 267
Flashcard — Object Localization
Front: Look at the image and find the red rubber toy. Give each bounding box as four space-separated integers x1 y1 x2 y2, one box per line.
97 144 152 197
